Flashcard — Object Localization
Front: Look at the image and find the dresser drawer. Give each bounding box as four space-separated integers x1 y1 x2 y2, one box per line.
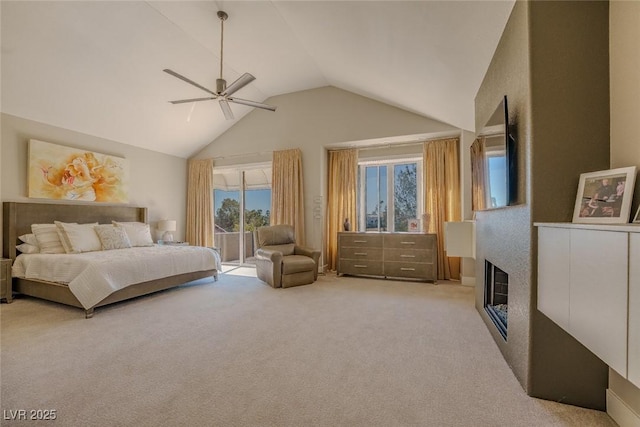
339 259 384 276
384 262 434 280
339 247 383 261
384 248 433 263
383 234 434 250
339 233 383 248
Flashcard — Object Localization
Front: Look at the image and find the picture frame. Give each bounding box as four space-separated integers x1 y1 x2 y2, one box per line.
408 218 420 232
28 139 129 203
572 166 637 224
633 205 640 224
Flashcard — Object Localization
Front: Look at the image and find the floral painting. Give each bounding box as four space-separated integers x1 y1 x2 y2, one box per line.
28 139 129 203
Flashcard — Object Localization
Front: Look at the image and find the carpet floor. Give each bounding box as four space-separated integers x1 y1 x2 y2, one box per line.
1 270 616 426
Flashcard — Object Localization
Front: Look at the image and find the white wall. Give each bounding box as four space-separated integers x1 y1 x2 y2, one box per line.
193 86 458 251
609 0 640 423
1 113 188 243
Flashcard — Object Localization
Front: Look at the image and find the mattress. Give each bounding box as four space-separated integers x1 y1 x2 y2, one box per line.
13 245 222 309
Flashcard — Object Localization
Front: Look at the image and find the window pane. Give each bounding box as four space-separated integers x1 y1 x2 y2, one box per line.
487 155 506 208
379 166 387 231
394 163 417 232
365 167 378 231
244 188 271 231
214 189 240 232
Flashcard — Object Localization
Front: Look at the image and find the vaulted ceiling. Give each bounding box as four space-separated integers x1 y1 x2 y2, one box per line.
1 1 515 158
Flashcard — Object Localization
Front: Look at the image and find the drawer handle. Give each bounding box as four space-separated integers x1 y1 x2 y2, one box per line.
354 240 367 243
354 265 368 268
354 252 367 256
401 241 415 245
400 255 415 258
400 267 416 271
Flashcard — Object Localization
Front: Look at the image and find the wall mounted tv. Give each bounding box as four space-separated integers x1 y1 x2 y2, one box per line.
473 95 517 210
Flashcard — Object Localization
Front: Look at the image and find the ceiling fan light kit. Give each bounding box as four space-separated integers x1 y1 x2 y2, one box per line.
164 10 276 120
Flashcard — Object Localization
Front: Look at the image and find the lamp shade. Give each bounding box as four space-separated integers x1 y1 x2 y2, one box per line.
158 220 176 232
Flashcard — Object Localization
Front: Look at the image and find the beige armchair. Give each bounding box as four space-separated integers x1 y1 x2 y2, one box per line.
254 225 320 288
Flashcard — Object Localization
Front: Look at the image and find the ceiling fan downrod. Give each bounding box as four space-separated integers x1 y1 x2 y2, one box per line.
216 10 228 94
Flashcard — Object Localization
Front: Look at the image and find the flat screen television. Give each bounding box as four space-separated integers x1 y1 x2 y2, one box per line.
473 95 516 210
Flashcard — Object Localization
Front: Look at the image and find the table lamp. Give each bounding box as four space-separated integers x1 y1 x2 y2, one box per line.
158 220 177 242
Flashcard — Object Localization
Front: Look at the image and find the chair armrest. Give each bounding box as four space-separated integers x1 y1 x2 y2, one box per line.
255 248 283 263
294 246 321 280
255 248 283 288
294 246 320 258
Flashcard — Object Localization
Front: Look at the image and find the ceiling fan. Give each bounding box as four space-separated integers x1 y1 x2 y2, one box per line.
163 10 276 120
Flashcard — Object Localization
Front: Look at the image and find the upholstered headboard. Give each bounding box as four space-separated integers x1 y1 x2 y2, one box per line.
2 202 147 260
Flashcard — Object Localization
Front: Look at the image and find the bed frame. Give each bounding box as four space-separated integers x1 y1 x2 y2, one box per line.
3 201 216 318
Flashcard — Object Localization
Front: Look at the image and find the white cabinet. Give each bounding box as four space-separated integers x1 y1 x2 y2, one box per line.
536 223 640 387
537 227 571 330
629 233 640 386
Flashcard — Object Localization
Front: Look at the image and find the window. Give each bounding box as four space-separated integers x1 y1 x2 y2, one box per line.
484 139 507 209
358 159 422 232
213 165 271 265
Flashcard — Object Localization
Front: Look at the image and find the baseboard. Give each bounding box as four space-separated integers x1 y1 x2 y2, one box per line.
607 388 640 427
460 275 476 287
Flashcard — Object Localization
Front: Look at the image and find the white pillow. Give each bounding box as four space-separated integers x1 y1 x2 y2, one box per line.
51 222 78 253
16 243 40 254
94 224 132 250
19 233 39 247
31 224 66 254
112 221 154 247
54 221 101 253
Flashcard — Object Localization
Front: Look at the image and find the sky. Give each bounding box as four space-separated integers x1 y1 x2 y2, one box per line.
214 189 271 213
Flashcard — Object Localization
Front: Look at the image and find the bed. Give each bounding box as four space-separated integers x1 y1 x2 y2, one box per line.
3 202 220 318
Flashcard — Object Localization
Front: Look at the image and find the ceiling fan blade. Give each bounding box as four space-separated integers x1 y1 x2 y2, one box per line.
219 99 235 120
221 73 255 96
169 97 217 105
228 97 277 112
163 69 217 96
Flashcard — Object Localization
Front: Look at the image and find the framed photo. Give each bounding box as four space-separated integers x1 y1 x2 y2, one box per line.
573 166 637 224
408 218 420 232
633 205 640 224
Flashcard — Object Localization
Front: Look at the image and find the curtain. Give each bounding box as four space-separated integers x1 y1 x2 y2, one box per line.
326 149 358 271
424 138 461 280
186 158 214 247
470 137 487 211
271 148 305 244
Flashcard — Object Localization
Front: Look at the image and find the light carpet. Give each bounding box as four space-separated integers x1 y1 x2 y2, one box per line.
1 271 615 426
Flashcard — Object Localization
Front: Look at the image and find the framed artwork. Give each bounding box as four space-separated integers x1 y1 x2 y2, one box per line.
633 205 640 224
572 166 637 224
408 218 420 232
28 139 129 203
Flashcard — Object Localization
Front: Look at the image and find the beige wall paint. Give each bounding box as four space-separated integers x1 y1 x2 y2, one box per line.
192 86 458 251
1 113 188 243
609 0 640 420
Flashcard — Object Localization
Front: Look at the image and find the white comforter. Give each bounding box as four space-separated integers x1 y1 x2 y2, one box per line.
12 245 222 309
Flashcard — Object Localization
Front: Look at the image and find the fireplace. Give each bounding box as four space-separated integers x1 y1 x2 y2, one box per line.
484 260 508 340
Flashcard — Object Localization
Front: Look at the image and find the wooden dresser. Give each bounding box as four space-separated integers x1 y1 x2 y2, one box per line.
337 232 437 282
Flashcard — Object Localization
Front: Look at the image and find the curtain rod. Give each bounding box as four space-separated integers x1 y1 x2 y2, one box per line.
211 150 273 161
330 135 461 152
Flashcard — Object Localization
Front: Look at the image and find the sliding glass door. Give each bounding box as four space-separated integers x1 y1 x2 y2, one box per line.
213 164 271 266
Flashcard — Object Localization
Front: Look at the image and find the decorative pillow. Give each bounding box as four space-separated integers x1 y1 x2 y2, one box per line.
16 243 40 254
31 224 66 254
112 221 154 247
54 221 101 253
94 224 132 250
19 233 39 247
52 221 79 253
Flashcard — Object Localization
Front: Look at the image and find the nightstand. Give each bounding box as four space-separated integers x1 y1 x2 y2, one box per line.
1 258 13 303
